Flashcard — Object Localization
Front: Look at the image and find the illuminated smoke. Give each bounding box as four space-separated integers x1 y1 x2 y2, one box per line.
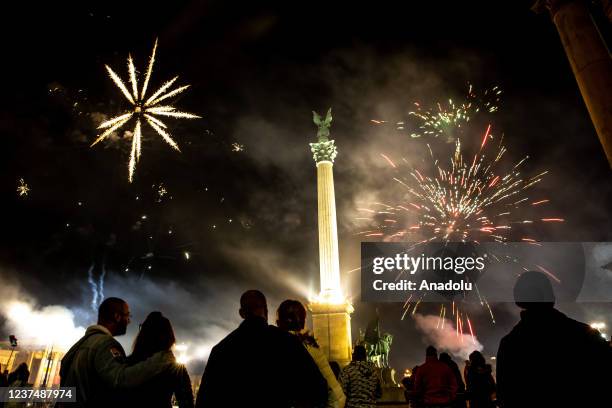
0 301 85 351
413 313 483 360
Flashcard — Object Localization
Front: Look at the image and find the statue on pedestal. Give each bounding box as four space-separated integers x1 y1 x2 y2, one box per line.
357 316 394 369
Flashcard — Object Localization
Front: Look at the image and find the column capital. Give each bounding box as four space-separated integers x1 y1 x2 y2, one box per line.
310 140 338 163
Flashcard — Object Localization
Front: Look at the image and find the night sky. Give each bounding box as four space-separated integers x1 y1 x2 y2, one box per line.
2 1 612 374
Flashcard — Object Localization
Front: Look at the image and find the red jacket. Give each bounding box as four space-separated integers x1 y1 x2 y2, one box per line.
414 356 458 405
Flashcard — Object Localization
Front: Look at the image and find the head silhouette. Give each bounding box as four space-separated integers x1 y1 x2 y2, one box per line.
469 350 486 367
131 311 176 362
239 290 268 321
439 352 453 364
97 297 130 336
426 345 437 358
276 299 307 331
353 345 367 361
514 271 555 309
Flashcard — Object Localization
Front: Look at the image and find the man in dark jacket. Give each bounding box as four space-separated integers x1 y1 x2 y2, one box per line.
195 290 327 407
439 353 466 408
414 346 458 407
496 271 612 407
59 297 175 407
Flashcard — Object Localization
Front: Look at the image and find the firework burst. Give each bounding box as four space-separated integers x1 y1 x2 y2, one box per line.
17 178 30 197
403 84 501 142
359 127 564 327
357 125 562 243
92 39 200 182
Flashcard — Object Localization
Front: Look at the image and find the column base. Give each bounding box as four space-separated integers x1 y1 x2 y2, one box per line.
308 301 354 367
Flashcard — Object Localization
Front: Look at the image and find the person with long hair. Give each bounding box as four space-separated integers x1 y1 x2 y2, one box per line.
276 299 346 408
126 311 194 408
465 351 495 408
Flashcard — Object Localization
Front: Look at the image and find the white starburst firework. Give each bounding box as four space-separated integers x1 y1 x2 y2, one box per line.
92 39 200 182
17 178 30 197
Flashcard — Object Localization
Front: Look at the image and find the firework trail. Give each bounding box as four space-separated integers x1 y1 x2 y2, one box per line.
91 39 200 182
87 263 106 312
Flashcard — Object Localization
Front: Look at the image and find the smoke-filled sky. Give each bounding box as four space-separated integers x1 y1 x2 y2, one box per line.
2 1 612 374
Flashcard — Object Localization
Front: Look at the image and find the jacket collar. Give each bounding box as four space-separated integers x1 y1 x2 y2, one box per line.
239 316 268 329
87 324 113 336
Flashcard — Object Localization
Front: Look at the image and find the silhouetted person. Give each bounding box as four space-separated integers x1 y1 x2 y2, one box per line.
401 366 419 406
0 369 7 408
0 369 8 387
277 299 346 408
339 345 382 408
329 361 342 381
464 351 494 408
439 353 466 408
59 297 175 407
125 312 194 408
404 365 420 408
7 363 29 386
5 363 30 408
413 346 457 407
195 290 327 408
496 271 612 407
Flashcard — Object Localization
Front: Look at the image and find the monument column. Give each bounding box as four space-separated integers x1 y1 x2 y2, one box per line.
308 108 353 367
534 0 612 166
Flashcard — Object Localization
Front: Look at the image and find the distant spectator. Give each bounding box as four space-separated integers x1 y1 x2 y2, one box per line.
6 363 30 408
7 363 29 387
0 369 7 408
340 345 382 408
497 271 612 407
276 299 345 408
195 290 327 408
413 346 457 407
439 353 466 408
329 361 342 381
464 351 494 408
0 369 9 387
125 311 194 408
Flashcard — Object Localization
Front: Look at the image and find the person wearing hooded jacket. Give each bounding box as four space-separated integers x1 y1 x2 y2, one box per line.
340 345 381 408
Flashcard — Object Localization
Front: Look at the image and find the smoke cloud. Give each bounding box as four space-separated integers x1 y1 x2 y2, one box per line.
413 313 483 360
0 279 86 351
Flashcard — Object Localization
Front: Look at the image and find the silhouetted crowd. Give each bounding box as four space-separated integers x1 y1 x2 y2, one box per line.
402 347 495 408
46 270 611 407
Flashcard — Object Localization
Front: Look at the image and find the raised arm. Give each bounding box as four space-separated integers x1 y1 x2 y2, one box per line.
94 338 175 389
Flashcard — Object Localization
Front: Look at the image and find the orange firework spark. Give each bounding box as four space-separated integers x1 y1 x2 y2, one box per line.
380 153 397 168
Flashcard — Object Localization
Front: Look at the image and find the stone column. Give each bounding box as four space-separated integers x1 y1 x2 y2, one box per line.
534 0 612 166
316 160 342 299
308 110 354 366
